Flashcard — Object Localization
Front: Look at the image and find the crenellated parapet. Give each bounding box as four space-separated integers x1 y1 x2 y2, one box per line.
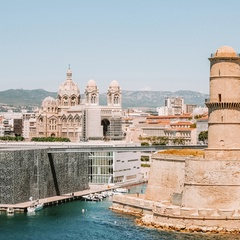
205 101 240 110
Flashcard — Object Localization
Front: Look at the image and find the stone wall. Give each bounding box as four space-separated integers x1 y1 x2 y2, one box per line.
0 149 89 204
182 158 240 209
144 154 185 203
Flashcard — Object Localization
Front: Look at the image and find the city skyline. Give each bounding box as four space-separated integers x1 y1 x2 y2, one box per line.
0 0 240 94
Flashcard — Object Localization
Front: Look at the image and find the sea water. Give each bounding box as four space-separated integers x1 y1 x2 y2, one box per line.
0 186 237 240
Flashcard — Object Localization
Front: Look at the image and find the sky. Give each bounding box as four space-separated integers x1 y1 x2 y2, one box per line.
0 0 240 94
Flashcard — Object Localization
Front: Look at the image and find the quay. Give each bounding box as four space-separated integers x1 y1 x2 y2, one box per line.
0 185 111 213
0 181 147 213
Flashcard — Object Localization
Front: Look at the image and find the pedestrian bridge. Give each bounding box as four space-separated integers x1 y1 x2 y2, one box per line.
0 142 207 153
47 144 207 153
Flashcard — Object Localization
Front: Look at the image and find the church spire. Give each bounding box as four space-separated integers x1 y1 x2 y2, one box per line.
66 64 72 80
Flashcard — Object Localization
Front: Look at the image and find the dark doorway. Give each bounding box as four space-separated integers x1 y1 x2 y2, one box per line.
101 119 110 137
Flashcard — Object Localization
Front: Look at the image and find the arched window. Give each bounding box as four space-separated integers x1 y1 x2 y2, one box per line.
62 117 67 127
49 119 57 130
63 97 68 106
91 94 97 104
39 118 43 125
68 117 73 126
114 94 119 104
71 96 76 106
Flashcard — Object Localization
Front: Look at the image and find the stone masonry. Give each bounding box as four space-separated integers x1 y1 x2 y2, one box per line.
111 46 240 233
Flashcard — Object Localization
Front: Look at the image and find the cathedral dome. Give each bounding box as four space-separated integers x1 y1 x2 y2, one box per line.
215 46 237 57
109 80 119 88
42 96 57 107
87 79 97 87
58 69 80 97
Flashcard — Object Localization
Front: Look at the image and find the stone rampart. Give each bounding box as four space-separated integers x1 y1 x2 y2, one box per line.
144 155 185 203
111 153 240 233
183 158 240 209
0 149 89 204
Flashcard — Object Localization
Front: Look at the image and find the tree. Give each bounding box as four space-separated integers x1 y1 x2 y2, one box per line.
198 131 208 143
141 142 149 146
190 123 196 128
31 137 71 142
156 136 169 145
172 137 185 145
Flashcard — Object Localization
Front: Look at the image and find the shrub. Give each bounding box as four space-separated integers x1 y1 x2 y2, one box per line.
141 156 149 161
141 164 150 167
31 137 71 142
0 136 24 141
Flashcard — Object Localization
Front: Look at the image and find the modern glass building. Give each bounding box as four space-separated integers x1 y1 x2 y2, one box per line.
88 151 113 184
88 147 141 185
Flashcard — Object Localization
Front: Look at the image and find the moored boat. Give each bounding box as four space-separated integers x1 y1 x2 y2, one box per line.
27 201 44 212
114 188 128 193
6 207 14 215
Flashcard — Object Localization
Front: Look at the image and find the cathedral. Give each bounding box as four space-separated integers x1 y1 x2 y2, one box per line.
31 68 123 142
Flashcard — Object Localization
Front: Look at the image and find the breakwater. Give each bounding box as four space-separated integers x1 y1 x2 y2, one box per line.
0 148 89 204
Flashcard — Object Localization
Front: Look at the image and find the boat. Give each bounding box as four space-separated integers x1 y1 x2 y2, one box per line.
27 201 44 212
82 193 102 201
6 207 14 215
114 188 128 193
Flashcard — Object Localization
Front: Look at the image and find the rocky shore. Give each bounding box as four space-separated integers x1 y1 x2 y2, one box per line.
135 214 240 235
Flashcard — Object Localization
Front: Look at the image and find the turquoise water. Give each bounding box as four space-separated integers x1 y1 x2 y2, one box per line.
0 186 238 240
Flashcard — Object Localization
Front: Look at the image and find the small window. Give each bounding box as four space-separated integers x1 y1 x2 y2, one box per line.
218 94 221 102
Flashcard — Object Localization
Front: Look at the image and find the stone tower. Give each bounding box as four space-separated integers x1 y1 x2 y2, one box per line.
85 79 99 105
107 80 122 107
205 46 240 160
182 46 240 210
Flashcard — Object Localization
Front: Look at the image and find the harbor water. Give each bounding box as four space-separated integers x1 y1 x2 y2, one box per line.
0 185 238 240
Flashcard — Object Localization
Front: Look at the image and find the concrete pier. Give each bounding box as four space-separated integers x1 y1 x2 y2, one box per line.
0 185 111 212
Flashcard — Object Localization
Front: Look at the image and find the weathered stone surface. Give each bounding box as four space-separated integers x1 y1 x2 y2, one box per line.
0 149 89 204
145 156 185 202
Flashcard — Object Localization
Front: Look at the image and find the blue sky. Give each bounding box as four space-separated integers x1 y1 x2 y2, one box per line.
0 0 240 93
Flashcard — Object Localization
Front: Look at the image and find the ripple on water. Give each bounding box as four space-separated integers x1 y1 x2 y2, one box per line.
0 199 240 240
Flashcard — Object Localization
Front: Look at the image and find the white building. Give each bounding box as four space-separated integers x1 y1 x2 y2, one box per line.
157 97 185 116
88 144 141 185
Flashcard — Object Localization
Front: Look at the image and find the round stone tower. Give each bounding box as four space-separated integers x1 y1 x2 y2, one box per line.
205 46 240 160
182 46 240 211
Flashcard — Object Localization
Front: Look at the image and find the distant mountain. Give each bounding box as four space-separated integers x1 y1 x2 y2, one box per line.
113 90 208 108
0 89 208 108
0 89 57 106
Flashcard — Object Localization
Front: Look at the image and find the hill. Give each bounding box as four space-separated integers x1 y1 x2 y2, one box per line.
0 89 57 106
0 89 208 108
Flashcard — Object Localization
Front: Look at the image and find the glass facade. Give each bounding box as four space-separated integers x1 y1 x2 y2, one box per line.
88 151 113 184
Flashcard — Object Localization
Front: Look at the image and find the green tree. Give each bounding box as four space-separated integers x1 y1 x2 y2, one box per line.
172 137 185 145
31 137 71 142
198 131 208 142
190 123 196 128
